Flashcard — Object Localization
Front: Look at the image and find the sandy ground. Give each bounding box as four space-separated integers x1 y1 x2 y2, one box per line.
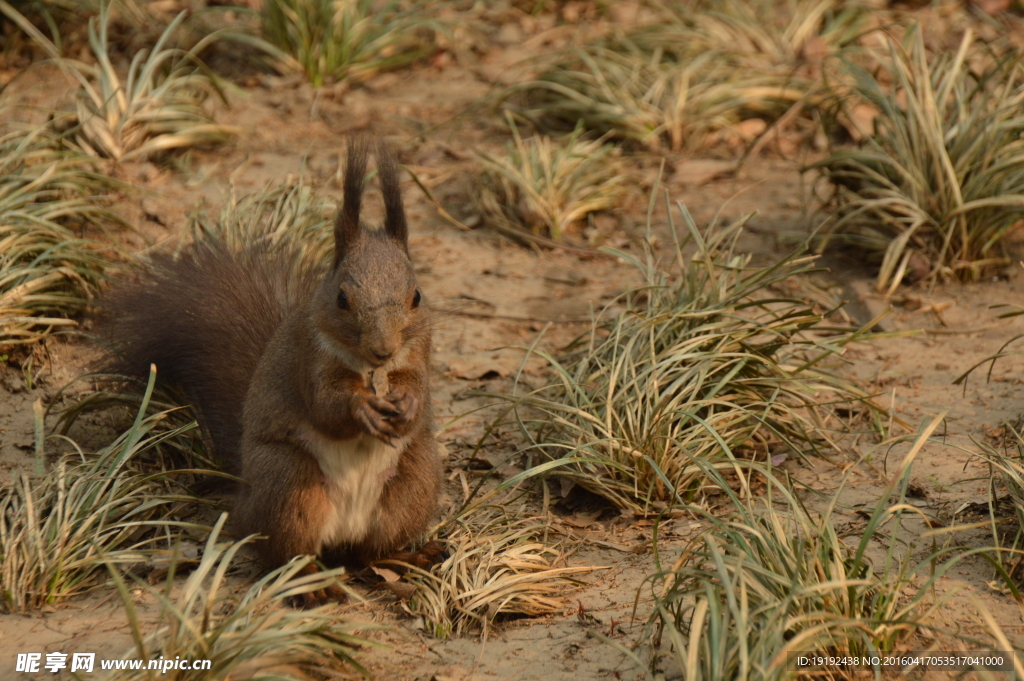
4 3 1024 680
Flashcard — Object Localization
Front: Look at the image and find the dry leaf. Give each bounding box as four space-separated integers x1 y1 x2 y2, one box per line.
971 0 1010 14
844 103 879 141
371 566 402 582
381 580 418 600
671 159 734 186
734 118 767 140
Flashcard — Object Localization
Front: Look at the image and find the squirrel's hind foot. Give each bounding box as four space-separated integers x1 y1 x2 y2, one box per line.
291 563 349 608
371 540 448 575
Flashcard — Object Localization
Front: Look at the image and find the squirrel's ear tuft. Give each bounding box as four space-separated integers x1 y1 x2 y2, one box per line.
376 139 408 252
336 137 370 265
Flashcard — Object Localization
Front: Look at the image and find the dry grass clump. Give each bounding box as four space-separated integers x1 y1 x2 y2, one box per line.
0 373 210 613
185 179 333 263
814 26 1024 292
639 417 985 680
4 0 161 49
506 42 798 153
972 422 1024 583
104 514 374 681
0 221 107 347
0 122 124 349
473 124 627 242
505 0 865 150
400 500 599 639
654 0 866 68
1 1 236 162
496 201 879 514
260 0 439 87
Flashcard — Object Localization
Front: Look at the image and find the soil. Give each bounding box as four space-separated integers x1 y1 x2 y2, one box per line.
4 2 1024 680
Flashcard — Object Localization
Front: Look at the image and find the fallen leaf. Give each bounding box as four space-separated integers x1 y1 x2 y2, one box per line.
972 0 1010 13
844 103 879 141
381 581 418 600
147 568 169 585
906 482 929 500
672 159 734 186
371 566 402 582
734 118 767 140
800 35 829 62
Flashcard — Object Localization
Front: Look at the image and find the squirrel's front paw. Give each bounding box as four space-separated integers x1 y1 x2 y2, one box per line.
384 387 419 432
353 392 401 445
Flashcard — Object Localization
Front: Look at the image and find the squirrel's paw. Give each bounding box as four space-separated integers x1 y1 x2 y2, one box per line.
297 582 348 608
371 540 449 574
384 387 419 431
293 564 348 608
354 393 401 445
412 540 448 568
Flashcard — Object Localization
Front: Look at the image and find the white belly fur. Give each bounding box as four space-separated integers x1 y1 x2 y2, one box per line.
299 425 405 551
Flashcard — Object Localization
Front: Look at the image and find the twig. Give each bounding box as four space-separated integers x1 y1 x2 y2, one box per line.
438 308 591 324
404 165 473 232
923 321 1013 335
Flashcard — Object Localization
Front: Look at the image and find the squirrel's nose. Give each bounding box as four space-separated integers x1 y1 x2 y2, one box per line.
368 336 400 364
371 343 398 363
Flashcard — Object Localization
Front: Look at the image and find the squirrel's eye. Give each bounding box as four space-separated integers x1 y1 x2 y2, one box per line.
337 290 349 310
412 289 422 309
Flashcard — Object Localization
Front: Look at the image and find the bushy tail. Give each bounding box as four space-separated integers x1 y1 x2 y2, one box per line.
96 240 306 468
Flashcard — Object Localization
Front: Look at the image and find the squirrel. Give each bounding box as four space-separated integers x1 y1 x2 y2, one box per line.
96 138 444 604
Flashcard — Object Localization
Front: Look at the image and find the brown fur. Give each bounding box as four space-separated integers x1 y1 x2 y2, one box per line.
97 139 442 589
